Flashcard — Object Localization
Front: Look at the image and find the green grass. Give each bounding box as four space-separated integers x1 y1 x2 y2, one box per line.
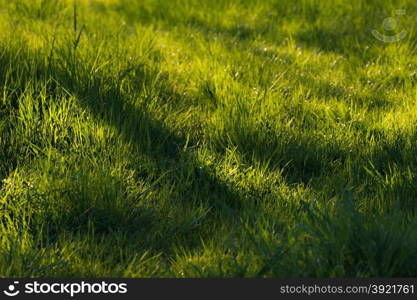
1 0 417 277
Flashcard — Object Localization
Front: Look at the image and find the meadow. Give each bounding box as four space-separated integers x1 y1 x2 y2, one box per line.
1 0 417 277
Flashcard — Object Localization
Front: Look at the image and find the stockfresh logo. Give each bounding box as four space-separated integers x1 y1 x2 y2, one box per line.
372 9 408 43
2 281 128 297
3 281 20 297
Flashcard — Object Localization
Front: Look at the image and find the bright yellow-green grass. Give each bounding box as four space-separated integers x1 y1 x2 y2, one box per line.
1 0 417 277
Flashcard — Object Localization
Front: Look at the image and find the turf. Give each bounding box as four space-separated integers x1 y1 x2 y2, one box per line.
1 0 417 277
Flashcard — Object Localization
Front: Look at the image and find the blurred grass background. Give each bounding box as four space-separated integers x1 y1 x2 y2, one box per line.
0 0 417 277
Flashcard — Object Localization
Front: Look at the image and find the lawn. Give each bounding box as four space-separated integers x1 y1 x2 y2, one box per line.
1 0 417 277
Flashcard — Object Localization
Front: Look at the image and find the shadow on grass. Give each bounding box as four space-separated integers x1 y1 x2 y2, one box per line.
111 1 383 61
0 45 246 256
294 27 357 56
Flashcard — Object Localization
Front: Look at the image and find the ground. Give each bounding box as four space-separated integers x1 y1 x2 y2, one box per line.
0 0 417 277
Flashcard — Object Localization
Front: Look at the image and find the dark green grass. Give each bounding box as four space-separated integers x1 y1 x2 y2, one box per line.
1 0 417 277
